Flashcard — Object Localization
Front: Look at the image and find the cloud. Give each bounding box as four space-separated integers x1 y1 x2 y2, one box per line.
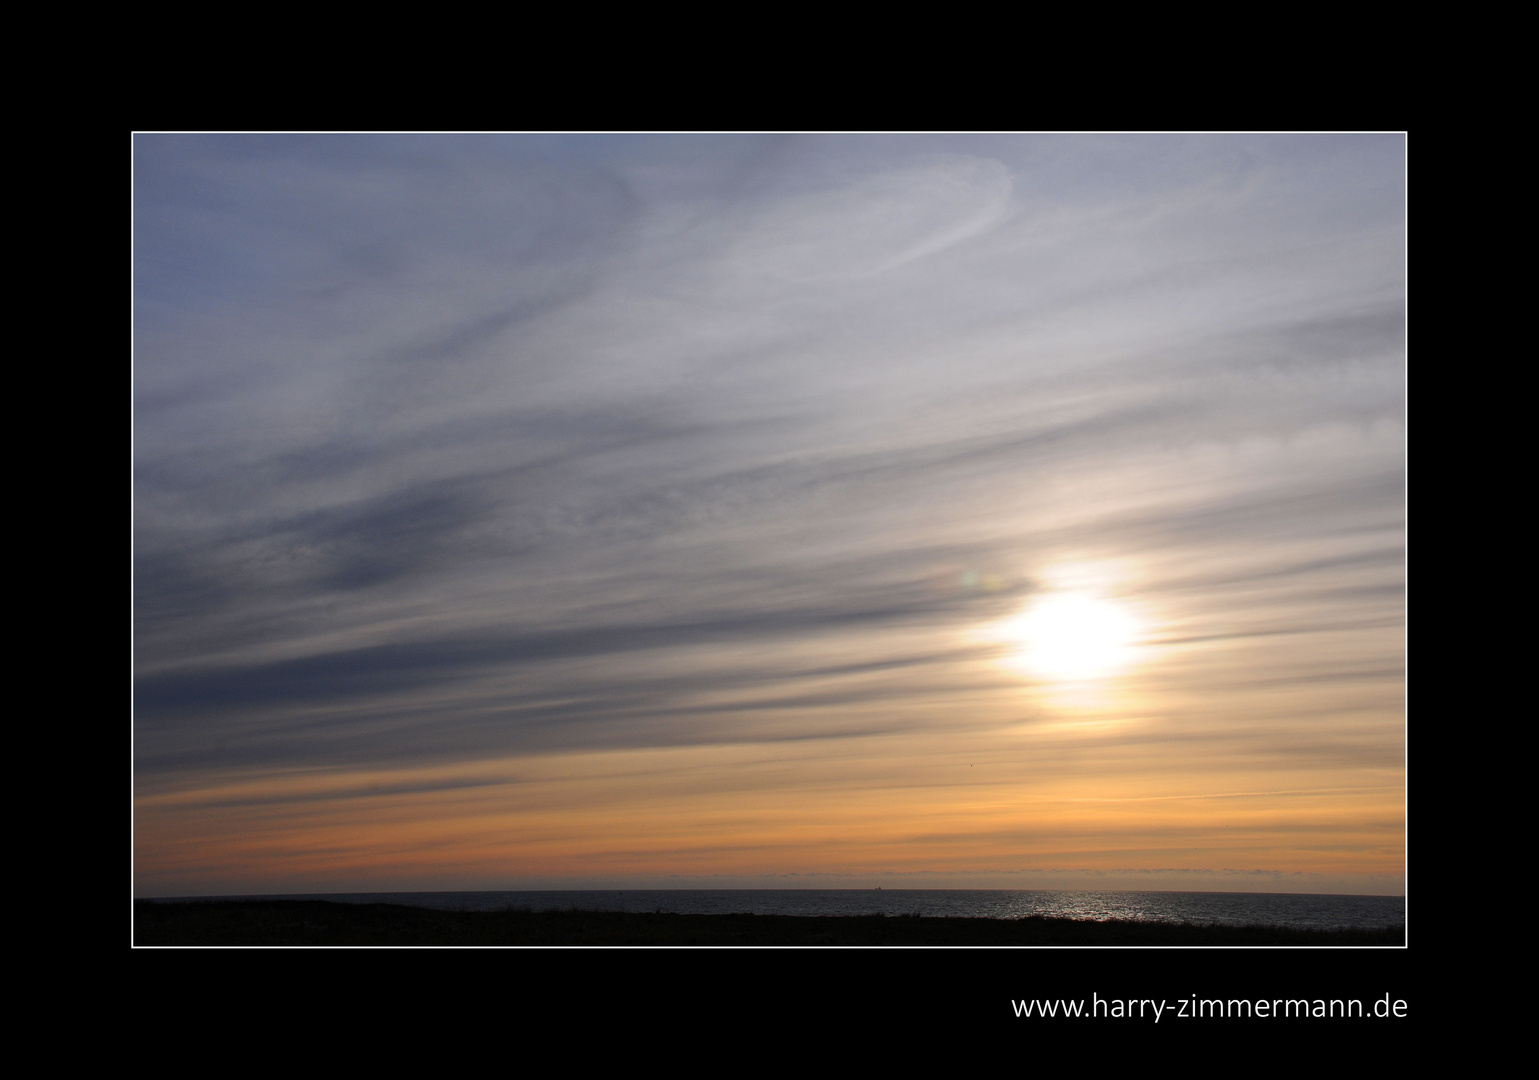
134 135 1404 891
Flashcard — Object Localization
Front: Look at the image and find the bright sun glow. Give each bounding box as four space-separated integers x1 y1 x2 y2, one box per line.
1002 591 1142 681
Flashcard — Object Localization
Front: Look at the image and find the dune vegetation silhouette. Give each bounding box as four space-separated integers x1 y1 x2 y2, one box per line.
134 899 1404 946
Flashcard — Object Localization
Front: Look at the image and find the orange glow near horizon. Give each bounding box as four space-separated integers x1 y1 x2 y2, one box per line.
134 554 1404 897
135 680 1405 896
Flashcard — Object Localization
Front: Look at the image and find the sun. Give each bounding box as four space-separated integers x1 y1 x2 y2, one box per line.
1001 591 1142 681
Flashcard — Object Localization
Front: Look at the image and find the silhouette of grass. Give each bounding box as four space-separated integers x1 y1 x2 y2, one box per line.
133 899 1404 946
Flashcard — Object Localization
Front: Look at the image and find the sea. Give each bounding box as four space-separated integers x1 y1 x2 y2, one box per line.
187 889 1405 932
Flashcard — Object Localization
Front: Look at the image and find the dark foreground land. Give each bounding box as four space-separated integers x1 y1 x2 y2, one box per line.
135 899 1404 946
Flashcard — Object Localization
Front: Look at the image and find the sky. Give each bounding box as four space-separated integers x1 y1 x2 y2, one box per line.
132 134 1405 897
